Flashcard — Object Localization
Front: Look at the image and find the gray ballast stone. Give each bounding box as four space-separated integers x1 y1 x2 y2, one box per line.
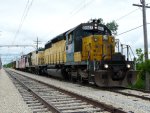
0 68 32 113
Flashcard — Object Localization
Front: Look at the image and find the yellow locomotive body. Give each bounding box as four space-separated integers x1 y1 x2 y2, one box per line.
82 35 115 61
37 51 44 65
31 51 37 66
44 48 49 65
44 40 66 65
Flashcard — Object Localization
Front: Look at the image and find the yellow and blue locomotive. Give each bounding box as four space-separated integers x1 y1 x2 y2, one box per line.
15 19 137 87
42 19 137 87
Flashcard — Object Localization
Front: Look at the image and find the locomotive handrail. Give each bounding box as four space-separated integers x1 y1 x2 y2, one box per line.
121 44 135 61
115 39 135 61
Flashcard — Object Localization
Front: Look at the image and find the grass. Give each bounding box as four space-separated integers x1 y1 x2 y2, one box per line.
130 71 145 89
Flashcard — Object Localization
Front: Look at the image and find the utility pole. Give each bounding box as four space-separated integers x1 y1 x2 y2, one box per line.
36 37 38 51
34 37 41 52
133 0 150 90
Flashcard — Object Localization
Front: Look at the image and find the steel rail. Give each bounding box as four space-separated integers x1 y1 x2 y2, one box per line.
6 70 62 113
108 89 150 101
7 69 126 113
97 87 150 101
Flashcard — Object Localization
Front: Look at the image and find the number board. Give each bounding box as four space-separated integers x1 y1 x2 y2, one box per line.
82 24 104 31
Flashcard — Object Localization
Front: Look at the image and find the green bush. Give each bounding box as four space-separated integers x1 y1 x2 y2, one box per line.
132 71 145 89
132 48 150 89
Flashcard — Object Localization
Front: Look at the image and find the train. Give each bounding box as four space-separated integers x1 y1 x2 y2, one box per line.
8 19 137 87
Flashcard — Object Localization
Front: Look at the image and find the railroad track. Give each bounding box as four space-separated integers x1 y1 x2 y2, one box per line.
78 78 150 102
87 85 150 101
79 80 150 101
6 69 126 113
7 70 52 113
80 82 150 101
107 88 150 101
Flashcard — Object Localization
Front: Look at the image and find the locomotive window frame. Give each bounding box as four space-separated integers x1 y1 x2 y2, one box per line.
68 34 73 44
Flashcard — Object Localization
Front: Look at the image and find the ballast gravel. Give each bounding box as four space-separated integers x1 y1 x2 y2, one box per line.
10 69 150 113
0 69 32 113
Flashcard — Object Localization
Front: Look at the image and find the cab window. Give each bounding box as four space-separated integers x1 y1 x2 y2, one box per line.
68 34 73 44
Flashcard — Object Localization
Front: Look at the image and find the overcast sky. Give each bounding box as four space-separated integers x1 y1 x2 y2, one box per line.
0 0 150 64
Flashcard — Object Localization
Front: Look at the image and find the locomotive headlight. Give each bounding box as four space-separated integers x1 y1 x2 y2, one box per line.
94 38 98 42
103 35 108 40
95 26 98 29
94 24 98 29
104 64 109 69
126 64 131 68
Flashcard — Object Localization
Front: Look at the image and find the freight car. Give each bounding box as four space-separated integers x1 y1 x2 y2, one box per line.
16 19 137 87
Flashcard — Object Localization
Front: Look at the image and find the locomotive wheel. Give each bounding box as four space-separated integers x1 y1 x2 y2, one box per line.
38 69 42 75
78 76 88 84
61 68 71 81
81 78 88 84
71 77 77 82
37 70 39 75
77 72 88 84
94 71 108 87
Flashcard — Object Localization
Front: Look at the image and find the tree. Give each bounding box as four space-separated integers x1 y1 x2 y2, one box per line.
136 48 144 64
98 18 104 24
106 21 118 35
136 48 150 73
98 18 118 35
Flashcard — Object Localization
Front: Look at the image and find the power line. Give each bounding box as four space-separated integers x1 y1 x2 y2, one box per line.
4 0 34 64
1 53 20 56
70 0 87 14
117 23 150 36
70 0 93 17
0 45 35 48
117 25 143 36
12 0 34 45
12 0 29 44
115 8 140 21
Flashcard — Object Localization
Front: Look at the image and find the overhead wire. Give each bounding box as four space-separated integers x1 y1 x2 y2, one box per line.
117 25 143 36
115 6 148 36
115 8 140 21
70 0 87 14
70 0 93 17
12 0 34 45
40 0 93 45
12 0 29 45
4 0 34 65
117 23 150 36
